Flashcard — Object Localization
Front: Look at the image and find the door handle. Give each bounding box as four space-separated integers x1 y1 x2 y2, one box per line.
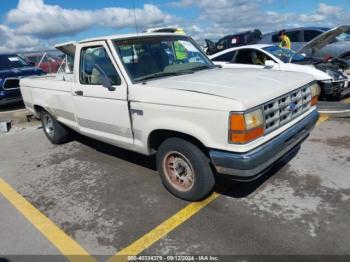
75 90 83 96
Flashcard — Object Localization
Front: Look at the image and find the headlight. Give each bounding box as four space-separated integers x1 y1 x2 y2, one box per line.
229 108 264 144
326 69 347 81
310 82 321 106
326 69 336 79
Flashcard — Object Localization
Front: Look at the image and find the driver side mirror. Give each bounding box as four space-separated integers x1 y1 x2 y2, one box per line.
93 64 116 91
264 60 276 68
100 74 115 91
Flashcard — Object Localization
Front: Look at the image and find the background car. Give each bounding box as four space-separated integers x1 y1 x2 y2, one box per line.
22 53 63 73
0 54 44 106
209 44 349 100
205 29 262 55
259 26 350 60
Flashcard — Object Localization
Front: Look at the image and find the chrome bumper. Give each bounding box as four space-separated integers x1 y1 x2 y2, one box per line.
209 110 319 179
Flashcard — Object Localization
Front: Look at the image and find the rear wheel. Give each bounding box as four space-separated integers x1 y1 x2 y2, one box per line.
156 138 215 201
41 111 71 144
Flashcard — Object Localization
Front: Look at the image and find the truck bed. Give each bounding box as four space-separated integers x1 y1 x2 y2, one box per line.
20 73 76 125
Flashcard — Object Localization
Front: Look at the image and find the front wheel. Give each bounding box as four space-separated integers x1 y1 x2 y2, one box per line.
41 111 71 144
156 138 215 201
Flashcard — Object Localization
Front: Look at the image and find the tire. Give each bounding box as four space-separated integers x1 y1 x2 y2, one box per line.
156 137 215 201
41 111 71 144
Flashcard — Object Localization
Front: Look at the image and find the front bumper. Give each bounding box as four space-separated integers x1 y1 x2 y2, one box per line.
321 80 348 96
209 110 319 179
0 96 23 106
0 88 22 106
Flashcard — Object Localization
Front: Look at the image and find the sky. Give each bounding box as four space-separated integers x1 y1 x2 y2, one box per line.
0 0 350 52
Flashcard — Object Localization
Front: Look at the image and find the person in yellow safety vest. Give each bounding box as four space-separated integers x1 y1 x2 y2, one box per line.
279 29 291 49
174 28 188 61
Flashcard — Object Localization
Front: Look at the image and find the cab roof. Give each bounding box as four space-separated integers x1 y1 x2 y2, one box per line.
55 32 184 56
80 32 180 43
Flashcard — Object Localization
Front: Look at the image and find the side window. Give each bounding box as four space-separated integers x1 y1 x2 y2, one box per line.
272 34 279 43
272 31 301 42
286 31 301 42
234 49 267 65
80 46 121 86
304 30 322 42
234 49 254 64
212 51 236 62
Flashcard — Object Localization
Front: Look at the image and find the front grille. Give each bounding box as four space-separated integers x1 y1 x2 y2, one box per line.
3 78 20 90
263 84 312 134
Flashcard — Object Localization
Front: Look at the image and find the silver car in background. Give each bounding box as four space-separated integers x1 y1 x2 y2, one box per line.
259 26 350 60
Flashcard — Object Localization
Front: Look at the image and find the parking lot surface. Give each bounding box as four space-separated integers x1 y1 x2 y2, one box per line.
0 114 350 261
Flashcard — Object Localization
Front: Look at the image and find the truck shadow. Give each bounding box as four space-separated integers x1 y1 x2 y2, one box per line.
214 148 299 198
73 132 298 200
73 132 157 171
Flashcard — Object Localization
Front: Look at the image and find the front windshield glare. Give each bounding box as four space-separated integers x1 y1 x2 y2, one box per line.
114 36 214 82
263 46 305 63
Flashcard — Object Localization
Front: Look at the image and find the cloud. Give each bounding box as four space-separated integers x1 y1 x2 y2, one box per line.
170 1 349 41
7 0 176 38
1 0 349 53
0 24 47 53
298 3 348 26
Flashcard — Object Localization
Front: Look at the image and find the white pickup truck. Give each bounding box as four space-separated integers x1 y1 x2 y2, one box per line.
20 33 320 201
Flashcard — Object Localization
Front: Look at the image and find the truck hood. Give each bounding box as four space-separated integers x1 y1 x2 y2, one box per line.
144 68 315 109
0 66 44 79
297 25 350 55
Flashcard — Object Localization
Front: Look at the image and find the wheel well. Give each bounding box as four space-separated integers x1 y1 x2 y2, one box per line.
33 105 46 119
148 130 208 156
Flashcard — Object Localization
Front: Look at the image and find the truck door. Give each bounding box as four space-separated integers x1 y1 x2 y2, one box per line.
73 41 133 148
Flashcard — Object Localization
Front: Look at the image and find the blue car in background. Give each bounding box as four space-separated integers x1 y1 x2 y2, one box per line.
0 54 44 106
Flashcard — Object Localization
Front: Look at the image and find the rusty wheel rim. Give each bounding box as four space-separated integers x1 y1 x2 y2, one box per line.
163 151 195 192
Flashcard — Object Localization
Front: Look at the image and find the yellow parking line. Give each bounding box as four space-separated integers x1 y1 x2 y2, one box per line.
317 115 329 126
343 97 350 104
0 178 97 262
107 192 220 262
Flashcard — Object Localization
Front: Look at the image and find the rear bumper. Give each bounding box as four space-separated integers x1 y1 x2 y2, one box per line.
209 110 319 179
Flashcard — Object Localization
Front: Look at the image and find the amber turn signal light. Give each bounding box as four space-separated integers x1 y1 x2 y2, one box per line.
230 127 264 144
229 110 264 144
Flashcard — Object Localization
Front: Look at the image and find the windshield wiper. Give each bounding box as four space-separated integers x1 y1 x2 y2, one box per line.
134 70 193 82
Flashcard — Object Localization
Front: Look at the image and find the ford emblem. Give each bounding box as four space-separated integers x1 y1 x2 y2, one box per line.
287 102 297 112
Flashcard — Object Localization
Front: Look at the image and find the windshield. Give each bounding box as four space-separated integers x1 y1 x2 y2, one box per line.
263 46 305 63
0 55 29 69
114 36 214 82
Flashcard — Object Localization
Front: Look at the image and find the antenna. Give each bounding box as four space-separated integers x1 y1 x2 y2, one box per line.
132 0 139 35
